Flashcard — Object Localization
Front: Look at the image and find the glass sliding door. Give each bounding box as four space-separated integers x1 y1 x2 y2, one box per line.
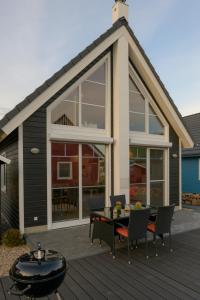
150 149 165 207
82 144 106 218
51 142 106 224
129 146 147 205
52 142 79 222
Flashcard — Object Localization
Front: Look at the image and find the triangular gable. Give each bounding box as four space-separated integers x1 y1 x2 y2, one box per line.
0 17 193 148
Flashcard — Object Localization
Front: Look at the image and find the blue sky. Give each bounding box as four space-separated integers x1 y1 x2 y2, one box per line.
0 0 200 118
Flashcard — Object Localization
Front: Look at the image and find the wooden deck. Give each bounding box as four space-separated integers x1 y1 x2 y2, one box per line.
1 228 200 299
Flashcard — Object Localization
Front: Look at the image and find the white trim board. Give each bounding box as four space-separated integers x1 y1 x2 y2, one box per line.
0 155 10 165
18 124 24 234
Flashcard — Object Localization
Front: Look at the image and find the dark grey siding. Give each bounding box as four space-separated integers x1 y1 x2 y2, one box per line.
23 107 47 228
0 129 19 228
169 126 180 205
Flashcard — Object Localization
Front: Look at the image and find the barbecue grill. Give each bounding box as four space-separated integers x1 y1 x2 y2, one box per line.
8 242 67 299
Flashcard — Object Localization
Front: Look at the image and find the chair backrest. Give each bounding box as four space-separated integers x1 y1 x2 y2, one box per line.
128 209 150 240
156 204 175 234
88 197 105 211
110 195 126 208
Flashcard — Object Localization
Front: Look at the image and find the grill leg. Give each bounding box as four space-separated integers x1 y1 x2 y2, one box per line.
55 291 62 300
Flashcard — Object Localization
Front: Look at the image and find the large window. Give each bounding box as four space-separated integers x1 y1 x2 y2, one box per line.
130 147 147 205
129 76 164 135
130 146 165 206
52 62 107 130
150 149 165 207
51 142 106 223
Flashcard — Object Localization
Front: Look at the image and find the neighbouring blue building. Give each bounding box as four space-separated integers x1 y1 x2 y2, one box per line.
182 113 200 193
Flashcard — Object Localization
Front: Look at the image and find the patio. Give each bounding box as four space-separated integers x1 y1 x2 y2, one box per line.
1 226 200 299
25 208 200 260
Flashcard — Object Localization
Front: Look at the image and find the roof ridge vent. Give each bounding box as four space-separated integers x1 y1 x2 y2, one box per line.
112 0 129 24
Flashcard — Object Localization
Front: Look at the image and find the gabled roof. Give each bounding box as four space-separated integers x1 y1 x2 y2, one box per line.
0 17 193 148
182 113 200 157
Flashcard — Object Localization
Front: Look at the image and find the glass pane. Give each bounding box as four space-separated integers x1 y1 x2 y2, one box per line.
150 149 164 180
52 188 79 222
82 104 105 129
82 186 105 218
52 100 79 126
52 143 65 156
129 92 145 113
149 115 164 135
150 181 164 207
82 81 105 106
82 157 105 186
52 142 79 222
130 147 147 205
87 63 105 84
129 77 139 93
82 143 105 218
149 104 156 115
130 112 145 132
130 184 146 205
58 163 71 179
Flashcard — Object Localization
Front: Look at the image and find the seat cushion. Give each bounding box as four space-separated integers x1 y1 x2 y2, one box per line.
91 217 107 222
147 223 156 233
116 227 128 238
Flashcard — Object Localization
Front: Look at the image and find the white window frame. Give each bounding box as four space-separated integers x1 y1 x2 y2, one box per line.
129 63 169 147
1 152 7 193
47 54 111 141
57 161 72 180
129 146 169 206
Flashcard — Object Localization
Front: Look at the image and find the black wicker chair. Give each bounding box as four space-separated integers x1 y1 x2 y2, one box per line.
88 197 105 238
110 194 126 208
116 208 150 264
147 204 175 256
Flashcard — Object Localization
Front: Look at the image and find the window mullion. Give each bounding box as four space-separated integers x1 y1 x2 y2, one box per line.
146 99 149 134
79 84 82 127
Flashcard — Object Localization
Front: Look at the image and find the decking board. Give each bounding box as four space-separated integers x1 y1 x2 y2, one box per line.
1 228 200 299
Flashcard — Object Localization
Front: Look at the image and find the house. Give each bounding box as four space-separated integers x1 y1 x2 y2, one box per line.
182 113 200 196
0 0 193 234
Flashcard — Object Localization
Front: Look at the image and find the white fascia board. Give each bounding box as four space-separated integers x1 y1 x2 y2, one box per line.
0 155 11 164
2 27 124 137
122 27 194 149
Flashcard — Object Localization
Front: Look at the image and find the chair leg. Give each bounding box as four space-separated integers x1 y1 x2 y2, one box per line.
145 236 149 259
89 221 92 238
135 240 138 249
154 234 158 257
128 239 132 264
169 232 173 252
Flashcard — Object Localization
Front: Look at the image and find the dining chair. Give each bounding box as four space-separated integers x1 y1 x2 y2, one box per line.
88 197 106 238
110 194 126 208
116 208 150 264
147 204 175 256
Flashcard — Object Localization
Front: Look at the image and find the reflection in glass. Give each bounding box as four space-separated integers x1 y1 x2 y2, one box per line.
150 149 164 206
129 146 147 205
82 81 105 106
149 104 164 135
82 144 105 218
52 88 79 126
82 104 105 129
130 112 145 132
150 181 164 207
52 142 79 222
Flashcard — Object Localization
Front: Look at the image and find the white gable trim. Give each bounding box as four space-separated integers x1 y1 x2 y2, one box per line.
122 27 193 148
1 24 193 149
1 27 124 136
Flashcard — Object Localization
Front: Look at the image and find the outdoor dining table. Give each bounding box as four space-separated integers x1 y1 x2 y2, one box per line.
91 206 158 258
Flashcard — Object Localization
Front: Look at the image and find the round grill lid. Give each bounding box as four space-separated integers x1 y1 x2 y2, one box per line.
10 243 67 282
